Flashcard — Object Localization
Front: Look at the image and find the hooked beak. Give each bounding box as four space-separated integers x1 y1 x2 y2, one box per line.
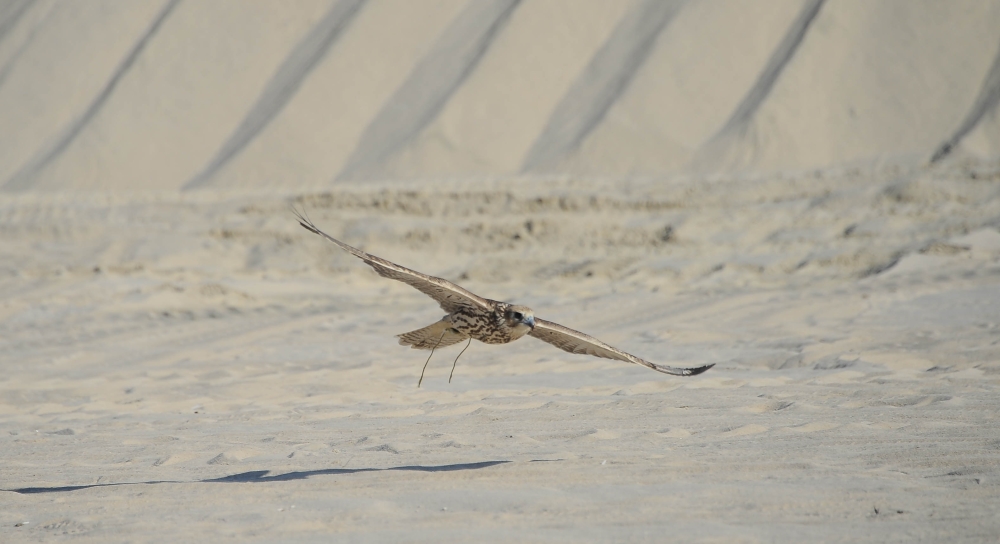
524 315 535 330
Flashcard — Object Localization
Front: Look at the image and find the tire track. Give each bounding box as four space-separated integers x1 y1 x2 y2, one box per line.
183 0 365 190
520 0 685 173
1 303 348 373
2 0 181 191
336 0 521 181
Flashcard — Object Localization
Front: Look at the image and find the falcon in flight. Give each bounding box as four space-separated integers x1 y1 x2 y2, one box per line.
294 211 713 386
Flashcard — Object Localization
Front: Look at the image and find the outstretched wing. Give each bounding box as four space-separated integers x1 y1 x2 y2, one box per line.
528 318 713 377
294 210 492 314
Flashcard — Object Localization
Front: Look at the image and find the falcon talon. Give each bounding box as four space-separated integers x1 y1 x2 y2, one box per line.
294 209 714 384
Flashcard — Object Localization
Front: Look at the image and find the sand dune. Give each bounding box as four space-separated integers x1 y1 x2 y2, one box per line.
1 0 999 190
1 1 1000 541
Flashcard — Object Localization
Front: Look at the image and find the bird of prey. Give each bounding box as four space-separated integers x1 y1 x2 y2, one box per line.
294 211 713 386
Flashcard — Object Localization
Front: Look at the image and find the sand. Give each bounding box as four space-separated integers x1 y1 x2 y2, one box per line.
2 0 999 189
2 1 1000 542
3 168 1000 541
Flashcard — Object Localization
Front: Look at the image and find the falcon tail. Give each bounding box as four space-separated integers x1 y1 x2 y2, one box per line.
397 320 469 350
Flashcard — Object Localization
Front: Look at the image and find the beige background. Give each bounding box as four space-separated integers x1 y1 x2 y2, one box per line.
1 1 1000 541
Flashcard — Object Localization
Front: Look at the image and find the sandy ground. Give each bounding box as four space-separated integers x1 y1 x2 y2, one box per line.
3 1 1000 541
2 164 1000 542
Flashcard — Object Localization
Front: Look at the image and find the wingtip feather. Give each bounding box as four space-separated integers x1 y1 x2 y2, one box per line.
289 205 322 236
684 363 715 376
651 362 715 376
298 220 320 234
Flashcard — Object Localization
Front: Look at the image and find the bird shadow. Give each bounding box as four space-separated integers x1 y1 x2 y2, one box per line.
8 460 511 495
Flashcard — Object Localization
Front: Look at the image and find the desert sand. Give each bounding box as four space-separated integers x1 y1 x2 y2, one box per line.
2 1 1000 542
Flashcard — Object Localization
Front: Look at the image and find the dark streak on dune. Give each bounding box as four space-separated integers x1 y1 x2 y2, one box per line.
0 0 34 47
183 0 365 190
337 0 521 181
709 0 824 141
931 38 1000 163
2 0 181 192
0 0 49 91
521 0 685 173
689 0 824 173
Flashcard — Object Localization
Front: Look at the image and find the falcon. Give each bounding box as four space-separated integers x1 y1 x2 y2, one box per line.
294 210 713 386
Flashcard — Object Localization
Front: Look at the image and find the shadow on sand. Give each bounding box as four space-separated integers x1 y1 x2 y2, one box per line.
8 460 510 494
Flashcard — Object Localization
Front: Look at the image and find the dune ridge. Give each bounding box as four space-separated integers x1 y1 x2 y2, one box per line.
1 0 999 190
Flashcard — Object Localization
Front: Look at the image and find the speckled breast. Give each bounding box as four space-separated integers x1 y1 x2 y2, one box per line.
449 308 515 344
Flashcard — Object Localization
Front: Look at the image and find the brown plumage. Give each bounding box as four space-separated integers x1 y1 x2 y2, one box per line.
294 210 713 384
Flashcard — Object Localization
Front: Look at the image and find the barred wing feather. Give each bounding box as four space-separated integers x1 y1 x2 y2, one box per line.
529 318 714 376
294 211 492 314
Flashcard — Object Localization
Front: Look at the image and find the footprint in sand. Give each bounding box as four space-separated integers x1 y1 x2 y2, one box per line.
656 428 692 439
786 422 840 433
743 400 794 413
721 424 768 436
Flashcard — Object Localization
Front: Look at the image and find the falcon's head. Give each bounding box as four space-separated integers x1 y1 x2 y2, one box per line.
504 305 535 331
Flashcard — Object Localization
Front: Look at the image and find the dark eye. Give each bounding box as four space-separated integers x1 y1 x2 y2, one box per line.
512 312 522 320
